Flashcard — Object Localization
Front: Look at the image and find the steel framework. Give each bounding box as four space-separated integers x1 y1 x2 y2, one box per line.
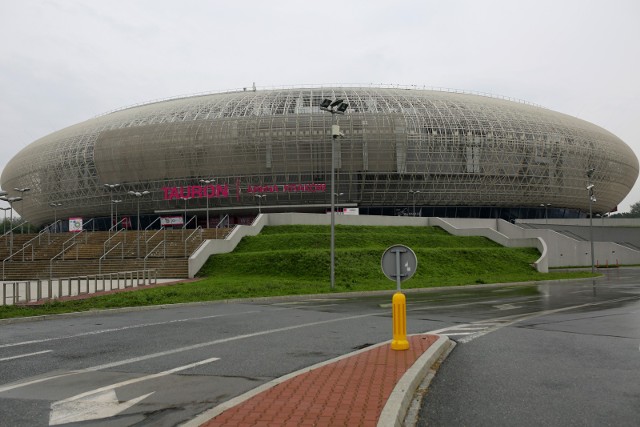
1 86 637 225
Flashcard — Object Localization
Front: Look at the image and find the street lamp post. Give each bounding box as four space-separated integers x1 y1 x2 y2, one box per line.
587 168 596 274
255 194 266 214
0 196 22 255
199 179 215 228
334 193 344 213
49 202 62 232
540 203 551 224
320 98 348 289
409 190 421 217
112 199 122 230
0 207 10 234
0 191 7 234
180 197 191 228
14 187 31 233
104 184 121 233
128 191 150 258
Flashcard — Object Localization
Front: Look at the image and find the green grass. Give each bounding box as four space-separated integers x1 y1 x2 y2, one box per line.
0 225 594 319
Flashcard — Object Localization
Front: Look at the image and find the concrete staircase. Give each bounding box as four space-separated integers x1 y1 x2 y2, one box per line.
0 227 232 280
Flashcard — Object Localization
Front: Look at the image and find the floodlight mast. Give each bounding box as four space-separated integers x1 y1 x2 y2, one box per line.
586 168 595 274
320 98 348 290
128 190 150 258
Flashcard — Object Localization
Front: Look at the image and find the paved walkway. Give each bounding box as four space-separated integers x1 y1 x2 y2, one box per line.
187 334 451 427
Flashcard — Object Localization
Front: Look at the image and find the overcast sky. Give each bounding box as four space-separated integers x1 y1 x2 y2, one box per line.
1 0 638 212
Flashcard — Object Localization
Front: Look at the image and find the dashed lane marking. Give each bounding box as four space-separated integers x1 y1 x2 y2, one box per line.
0 350 52 362
0 310 261 349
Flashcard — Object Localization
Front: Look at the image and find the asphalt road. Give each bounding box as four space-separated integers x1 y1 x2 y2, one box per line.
0 268 639 426
417 271 640 426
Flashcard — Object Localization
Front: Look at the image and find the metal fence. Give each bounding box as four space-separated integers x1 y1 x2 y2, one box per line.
1 269 158 306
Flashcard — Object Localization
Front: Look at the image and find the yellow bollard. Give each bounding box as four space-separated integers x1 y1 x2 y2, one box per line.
391 291 410 350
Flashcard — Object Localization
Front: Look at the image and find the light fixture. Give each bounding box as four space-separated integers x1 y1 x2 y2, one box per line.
320 97 349 289
586 168 595 274
128 190 151 258
199 179 216 228
254 194 267 214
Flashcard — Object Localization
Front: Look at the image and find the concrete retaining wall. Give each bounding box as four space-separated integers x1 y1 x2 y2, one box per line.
518 218 640 227
497 220 639 267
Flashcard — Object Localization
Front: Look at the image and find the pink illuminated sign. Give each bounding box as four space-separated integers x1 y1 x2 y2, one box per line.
163 185 229 201
247 183 326 194
163 182 326 200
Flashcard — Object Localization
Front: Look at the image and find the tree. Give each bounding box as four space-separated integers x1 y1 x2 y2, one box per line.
610 201 640 218
629 201 640 217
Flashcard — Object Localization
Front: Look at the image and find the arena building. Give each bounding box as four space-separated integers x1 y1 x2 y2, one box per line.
1 86 637 229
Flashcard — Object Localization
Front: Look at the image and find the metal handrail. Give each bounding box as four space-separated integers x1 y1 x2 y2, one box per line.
21 226 53 247
44 220 62 235
83 218 96 232
215 214 229 238
145 227 165 254
144 241 166 271
181 215 198 240
1 221 29 255
1 243 35 280
61 229 87 251
109 217 128 233
49 241 77 279
21 243 35 262
103 227 127 255
144 217 163 231
184 226 203 257
47 229 88 279
99 241 124 274
1 221 29 238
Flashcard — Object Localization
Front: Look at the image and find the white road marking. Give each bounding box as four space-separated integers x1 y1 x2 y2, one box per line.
270 301 309 305
431 296 640 343
0 350 52 362
49 357 219 425
0 310 261 349
50 390 154 425
0 312 378 393
493 303 521 310
440 332 476 336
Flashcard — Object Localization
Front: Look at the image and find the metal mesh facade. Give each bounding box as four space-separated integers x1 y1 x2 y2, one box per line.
1 86 637 226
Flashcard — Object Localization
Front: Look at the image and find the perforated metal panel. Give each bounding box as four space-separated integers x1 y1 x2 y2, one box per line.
1 86 637 225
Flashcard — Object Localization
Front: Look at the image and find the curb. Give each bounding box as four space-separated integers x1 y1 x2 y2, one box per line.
377 335 452 427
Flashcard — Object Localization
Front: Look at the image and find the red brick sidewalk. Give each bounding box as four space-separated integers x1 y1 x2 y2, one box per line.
200 334 439 427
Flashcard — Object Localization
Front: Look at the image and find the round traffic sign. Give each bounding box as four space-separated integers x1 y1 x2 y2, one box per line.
381 245 418 290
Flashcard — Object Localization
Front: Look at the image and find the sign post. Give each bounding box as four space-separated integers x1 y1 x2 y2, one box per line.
381 245 418 351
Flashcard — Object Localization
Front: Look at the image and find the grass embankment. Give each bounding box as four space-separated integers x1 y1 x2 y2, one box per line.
0 225 594 319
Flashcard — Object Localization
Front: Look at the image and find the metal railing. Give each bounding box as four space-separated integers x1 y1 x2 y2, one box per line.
145 227 166 257
144 241 166 271
48 229 89 278
184 226 203 257
1 221 29 255
103 223 127 257
108 217 128 234
215 214 230 239
1 269 158 306
44 220 63 235
182 215 198 240
99 241 124 274
144 217 163 232
2 244 36 280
